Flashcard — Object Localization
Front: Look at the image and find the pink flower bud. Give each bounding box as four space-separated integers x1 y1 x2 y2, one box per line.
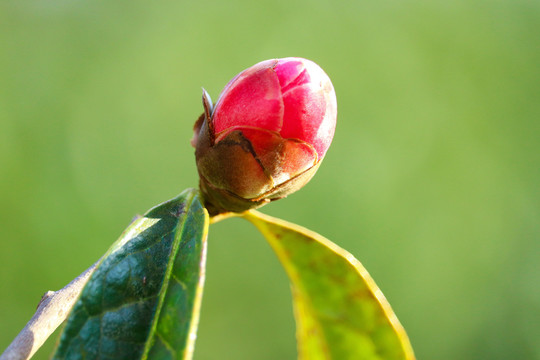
193 57 337 215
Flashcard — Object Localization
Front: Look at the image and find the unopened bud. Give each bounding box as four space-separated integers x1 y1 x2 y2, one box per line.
193 57 337 215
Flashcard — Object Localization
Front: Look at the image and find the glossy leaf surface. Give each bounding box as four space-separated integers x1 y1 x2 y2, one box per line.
52 189 208 360
243 210 415 360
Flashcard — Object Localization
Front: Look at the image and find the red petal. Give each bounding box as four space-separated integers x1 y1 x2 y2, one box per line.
280 85 328 157
213 65 283 135
275 60 310 91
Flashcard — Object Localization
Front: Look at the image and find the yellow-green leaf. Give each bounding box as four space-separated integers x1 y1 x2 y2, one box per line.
243 210 415 360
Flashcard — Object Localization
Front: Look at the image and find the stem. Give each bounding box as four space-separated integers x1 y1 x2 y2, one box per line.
209 211 242 224
0 260 100 360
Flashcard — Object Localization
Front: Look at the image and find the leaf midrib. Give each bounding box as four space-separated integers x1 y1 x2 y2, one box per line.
140 190 196 360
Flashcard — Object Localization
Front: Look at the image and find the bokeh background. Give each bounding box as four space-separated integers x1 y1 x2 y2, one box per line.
1 0 539 359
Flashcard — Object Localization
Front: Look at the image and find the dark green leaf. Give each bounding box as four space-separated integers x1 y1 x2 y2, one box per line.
52 189 209 360
243 210 415 360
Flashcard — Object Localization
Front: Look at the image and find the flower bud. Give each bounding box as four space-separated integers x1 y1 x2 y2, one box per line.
193 57 337 215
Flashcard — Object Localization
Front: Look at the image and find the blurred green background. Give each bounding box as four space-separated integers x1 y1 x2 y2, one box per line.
1 0 539 359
